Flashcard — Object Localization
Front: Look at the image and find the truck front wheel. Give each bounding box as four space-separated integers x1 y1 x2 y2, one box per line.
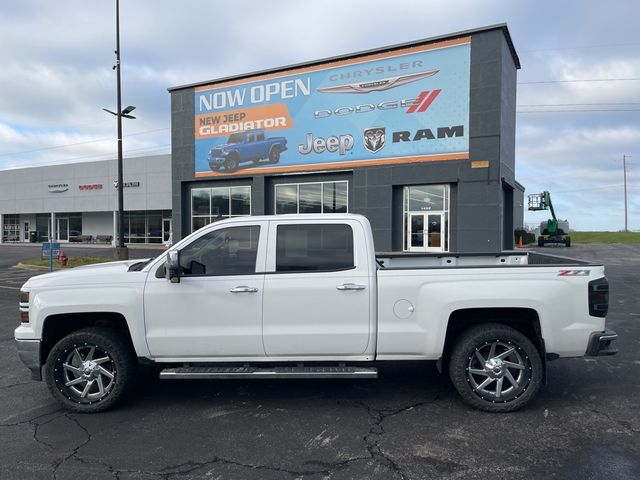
224 154 239 172
44 327 136 413
448 323 543 412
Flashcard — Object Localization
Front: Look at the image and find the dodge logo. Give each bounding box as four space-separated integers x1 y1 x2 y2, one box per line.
363 127 385 153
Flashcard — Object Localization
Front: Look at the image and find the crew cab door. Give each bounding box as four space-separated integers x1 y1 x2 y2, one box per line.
262 219 372 356
242 132 260 159
143 221 267 358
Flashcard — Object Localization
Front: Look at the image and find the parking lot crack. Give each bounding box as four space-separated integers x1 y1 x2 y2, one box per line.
51 414 93 480
155 454 373 478
0 381 33 390
0 408 63 428
354 390 444 480
587 408 640 435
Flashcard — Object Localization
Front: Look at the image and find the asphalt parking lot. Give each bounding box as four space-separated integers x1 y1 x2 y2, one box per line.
0 243 638 479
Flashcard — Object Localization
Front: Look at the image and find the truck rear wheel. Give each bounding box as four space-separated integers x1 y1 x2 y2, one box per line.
44 327 136 413
448 323 542 412
537 236 545 247
565 236 571 247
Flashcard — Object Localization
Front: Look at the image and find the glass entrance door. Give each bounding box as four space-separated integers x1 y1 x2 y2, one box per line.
426 214 443 250
408 214 425 251
57 218 69 242
162 219 172 244
408 213 445 252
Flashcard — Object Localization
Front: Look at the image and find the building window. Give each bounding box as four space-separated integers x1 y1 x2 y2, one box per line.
124 210 172 244
403 185 450 252
275 181 348 214
191 186 251 232
36 214 51 242
2 214 20 242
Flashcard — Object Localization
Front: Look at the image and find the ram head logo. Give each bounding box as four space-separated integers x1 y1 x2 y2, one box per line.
363 127 386 154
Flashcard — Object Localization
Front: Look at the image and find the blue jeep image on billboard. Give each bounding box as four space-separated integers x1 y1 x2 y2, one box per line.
207 129 288 173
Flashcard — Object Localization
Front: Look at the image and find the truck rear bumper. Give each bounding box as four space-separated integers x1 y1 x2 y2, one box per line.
585 329 618 356
16 339 42 381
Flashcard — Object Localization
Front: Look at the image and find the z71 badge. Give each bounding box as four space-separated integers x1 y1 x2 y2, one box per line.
558 270 591 276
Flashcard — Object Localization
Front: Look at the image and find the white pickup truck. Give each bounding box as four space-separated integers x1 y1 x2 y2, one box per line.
15 214 617 413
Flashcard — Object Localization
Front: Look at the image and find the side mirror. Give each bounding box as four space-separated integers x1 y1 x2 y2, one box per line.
165 250 181 283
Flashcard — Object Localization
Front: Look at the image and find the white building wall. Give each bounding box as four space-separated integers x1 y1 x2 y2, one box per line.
0 154 171 215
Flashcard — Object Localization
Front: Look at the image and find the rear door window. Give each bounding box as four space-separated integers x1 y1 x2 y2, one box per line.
275 224 354 272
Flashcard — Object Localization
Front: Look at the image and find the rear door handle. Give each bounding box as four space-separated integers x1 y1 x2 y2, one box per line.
230 286 259 293
336 283 366 291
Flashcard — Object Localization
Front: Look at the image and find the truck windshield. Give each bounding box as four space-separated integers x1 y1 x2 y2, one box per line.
227 133 243 144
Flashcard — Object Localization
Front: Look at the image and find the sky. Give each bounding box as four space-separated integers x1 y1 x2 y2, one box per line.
0 0 638 231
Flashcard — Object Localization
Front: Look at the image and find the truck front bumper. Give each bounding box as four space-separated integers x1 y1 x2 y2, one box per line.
16 339 42 381
207 157 225 170
585 329 618 356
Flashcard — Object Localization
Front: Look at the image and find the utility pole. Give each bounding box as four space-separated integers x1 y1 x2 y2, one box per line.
103 0 136 259
623 154 631 232
115 0 125 259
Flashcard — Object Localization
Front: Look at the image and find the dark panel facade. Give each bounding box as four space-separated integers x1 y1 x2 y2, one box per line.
169 25 521 253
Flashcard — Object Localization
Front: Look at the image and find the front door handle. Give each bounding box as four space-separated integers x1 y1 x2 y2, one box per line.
230 286 259 293
336 283 366 291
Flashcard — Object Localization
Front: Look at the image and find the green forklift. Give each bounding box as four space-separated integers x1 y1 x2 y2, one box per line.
528 191 571 247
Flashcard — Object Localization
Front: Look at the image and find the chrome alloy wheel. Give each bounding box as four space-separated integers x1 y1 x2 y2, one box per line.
466 340 532 403
56 344 116 403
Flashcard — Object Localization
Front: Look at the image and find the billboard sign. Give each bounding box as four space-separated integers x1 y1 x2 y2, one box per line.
194 37 470 177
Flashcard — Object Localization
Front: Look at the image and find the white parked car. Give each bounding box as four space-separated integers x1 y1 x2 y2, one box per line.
15 214 616 413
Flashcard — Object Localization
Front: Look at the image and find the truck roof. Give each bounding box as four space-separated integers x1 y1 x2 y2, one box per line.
212 213 367 224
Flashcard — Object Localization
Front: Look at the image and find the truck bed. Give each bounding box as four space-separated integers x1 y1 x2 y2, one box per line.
375 251 597 269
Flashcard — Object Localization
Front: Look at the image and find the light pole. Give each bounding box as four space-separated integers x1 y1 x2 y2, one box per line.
103 0 135 260
623 154 631 232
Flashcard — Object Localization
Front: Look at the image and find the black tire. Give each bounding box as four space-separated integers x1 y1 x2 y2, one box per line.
448 323 543 413
268 146 280 164
565 236 571 247
224 154 239 172
538 236 545 247
44 327 136 413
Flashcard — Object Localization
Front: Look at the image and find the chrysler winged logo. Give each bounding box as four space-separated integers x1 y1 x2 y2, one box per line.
363 127 385 153
317 70 439 94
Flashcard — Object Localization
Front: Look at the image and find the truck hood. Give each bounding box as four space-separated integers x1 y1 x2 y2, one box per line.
21 259 151 290
213 143 236 151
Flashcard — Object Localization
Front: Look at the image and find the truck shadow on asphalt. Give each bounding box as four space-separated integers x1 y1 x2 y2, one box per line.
125 361 453 411
119 358 625 414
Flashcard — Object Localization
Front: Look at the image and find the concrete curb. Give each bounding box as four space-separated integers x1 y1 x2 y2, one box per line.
14 263 54 271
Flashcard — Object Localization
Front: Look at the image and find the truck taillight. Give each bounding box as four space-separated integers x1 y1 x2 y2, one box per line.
19 290 29 324
588 277 609 318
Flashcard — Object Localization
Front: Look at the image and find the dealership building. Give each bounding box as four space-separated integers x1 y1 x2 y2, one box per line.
0 155 172 245
167 24 524 253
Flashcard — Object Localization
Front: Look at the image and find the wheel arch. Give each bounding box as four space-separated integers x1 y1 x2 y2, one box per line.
41 312 135 365
439 307 546 378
